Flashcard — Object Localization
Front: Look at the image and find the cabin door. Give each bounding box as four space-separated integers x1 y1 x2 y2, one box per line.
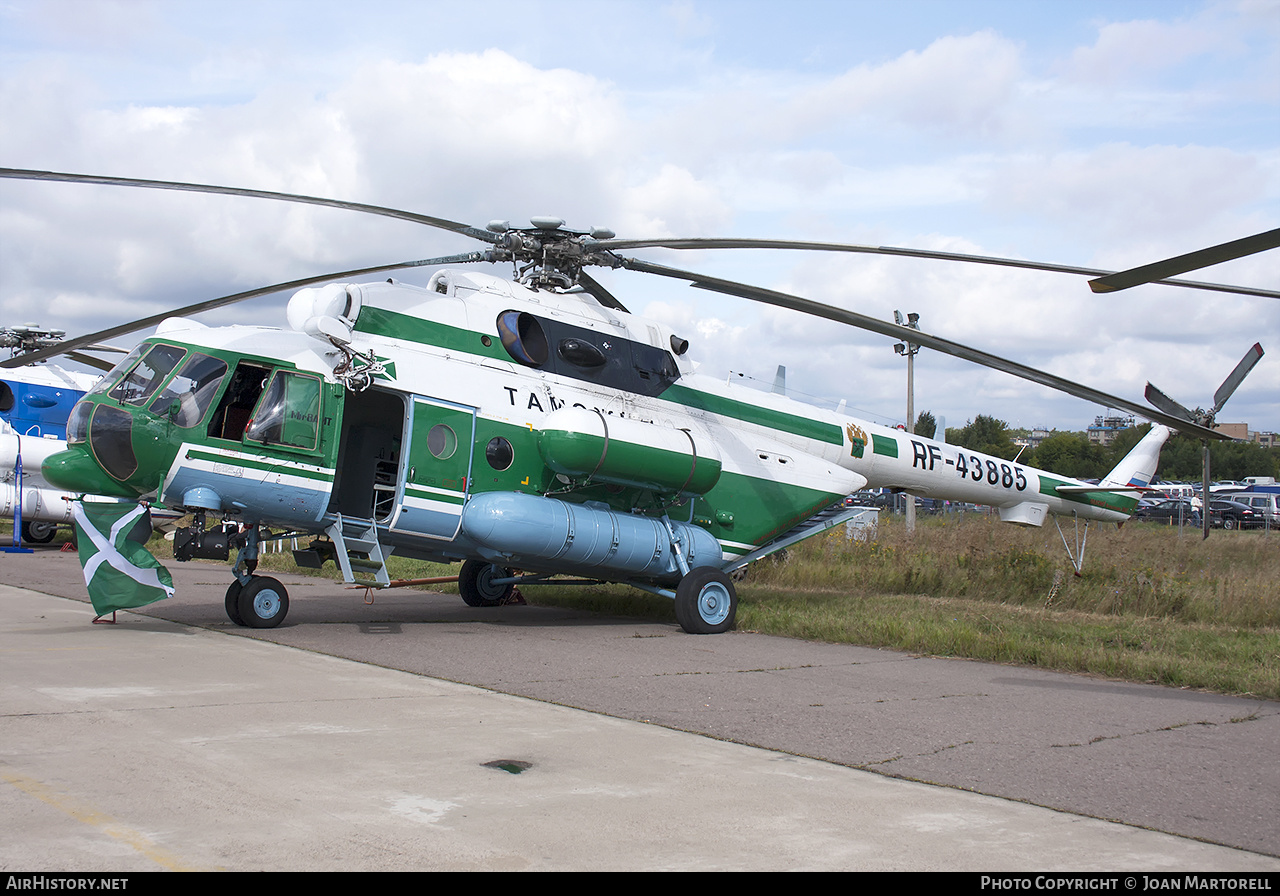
389 396 477 540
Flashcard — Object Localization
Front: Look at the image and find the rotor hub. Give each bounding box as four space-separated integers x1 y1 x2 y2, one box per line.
483 220 622 291
1 325 66 357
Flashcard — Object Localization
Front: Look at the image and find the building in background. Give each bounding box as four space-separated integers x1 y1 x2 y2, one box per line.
1087 414 1135 447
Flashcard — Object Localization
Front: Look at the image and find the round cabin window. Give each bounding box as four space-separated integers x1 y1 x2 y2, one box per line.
485 436 514 471
427 424 457 460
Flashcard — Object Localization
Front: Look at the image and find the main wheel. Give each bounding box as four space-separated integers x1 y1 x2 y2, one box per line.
21 521 56 544
674 567 737 635
458 559 514 607
236 576 289 628
225 580 246 626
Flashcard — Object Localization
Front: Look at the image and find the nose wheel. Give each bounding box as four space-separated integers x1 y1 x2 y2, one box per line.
225 576 289 628
21 521 57 544
674 567 737 634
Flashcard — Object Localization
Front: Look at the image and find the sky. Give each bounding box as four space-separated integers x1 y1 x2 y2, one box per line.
1 0 1277 434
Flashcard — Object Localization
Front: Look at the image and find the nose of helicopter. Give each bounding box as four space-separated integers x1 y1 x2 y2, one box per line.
42 445 138 499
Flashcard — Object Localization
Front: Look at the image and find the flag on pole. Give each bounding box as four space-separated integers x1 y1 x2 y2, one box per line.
72 501 174 616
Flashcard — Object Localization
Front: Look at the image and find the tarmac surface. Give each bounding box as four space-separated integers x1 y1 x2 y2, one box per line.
2 545 1278 871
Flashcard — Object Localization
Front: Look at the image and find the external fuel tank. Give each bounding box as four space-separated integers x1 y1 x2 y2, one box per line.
460 491 723 582
536 407 721 497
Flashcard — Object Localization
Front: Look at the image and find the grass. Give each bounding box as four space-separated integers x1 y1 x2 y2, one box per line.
730 514 1280 699
36 511 1280 699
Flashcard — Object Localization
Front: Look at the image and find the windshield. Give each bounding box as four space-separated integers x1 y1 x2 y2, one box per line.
108 344 187 406
86 345 148 399
147 352 229 428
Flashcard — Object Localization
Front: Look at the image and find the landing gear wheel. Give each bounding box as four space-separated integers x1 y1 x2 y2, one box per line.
236 576 289 628
21 521 56 544
225 580 246 626
674 567 737 635
459 559 514 607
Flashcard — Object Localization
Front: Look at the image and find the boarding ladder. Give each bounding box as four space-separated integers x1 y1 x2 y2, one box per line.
325 514 391 588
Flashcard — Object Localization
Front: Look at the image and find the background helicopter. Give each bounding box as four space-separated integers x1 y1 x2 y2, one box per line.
0 326 110 544
0 169 1269 633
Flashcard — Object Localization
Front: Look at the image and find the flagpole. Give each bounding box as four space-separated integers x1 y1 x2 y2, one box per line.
4 432 33 553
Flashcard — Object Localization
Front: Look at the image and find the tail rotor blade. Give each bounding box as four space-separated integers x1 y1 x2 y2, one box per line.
1144 383 1196 423
1211 342 1264 414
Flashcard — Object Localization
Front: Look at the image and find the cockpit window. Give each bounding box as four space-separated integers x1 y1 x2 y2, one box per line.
245 371 322 450
87 345 147 398
108 344 187 407
66 401 91 445
87 403 138 481
147 353 229 428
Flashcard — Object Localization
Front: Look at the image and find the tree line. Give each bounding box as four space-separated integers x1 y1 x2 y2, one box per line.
914 412 1280 482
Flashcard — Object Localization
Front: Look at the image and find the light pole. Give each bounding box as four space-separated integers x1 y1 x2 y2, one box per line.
894 311 921 534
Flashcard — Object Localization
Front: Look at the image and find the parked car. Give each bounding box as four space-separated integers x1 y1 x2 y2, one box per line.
915 497 944 514
1134 499 1218 527
1208 499 1264 530
1234 492 1280 526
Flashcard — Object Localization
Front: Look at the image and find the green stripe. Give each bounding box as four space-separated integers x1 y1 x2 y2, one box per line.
355 306 508 361
872 434 898 457
660 385 843 446
404 485 466 505
1037 475 1138 514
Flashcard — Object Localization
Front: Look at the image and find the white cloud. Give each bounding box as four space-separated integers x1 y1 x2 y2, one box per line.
790 31 1024 138
0 1 1275 430
1063 17 1230 86
986 144 1269 256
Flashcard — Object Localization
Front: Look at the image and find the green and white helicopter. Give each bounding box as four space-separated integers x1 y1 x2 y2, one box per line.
1 169 1272 633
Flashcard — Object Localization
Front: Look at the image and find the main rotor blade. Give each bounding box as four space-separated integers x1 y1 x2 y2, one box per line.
620 256 1229 441
0 168 501 245
574 270 630 313
0 252 487 369
1211 342 1264 415
63 351 118 372
590 236 1280 301
1089 228 1280 294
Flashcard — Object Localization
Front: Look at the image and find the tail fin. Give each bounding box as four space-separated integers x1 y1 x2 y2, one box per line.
1101 424 1170 489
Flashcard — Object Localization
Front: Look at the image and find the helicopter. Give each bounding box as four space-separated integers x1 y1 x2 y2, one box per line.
0 168 1270 633
0 328 107 544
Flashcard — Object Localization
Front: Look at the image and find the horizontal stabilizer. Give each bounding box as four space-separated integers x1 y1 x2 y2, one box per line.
1055 484 1158 494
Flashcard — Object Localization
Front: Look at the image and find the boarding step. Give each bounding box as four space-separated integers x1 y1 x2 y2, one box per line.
324 514 391 588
